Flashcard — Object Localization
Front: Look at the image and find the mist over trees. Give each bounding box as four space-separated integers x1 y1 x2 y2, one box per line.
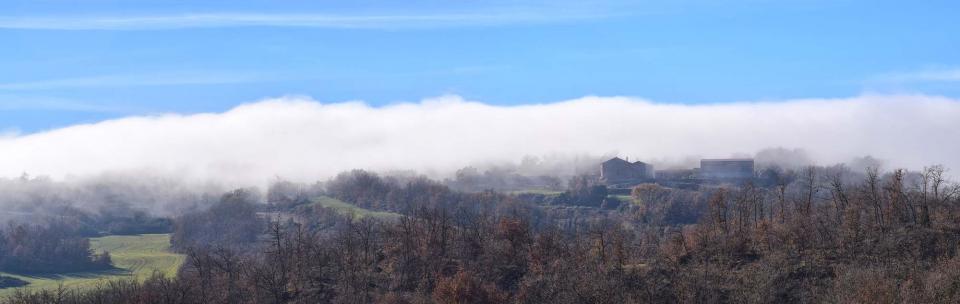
445 166 563 193
171 189 263 251
444 154 607 192
1 149 959 303
3 159 959 303
0 173 221 236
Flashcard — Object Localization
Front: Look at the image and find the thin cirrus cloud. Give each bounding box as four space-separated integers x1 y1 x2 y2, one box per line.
0 96 132 113
0 94 957 186
871 68 960 83
0 11 608 30
0 72 265 91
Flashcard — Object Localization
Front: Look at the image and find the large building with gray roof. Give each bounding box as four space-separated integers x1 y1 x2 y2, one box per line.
699 158 755 180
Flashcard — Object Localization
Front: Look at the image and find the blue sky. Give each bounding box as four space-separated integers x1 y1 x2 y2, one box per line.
2 0 959 133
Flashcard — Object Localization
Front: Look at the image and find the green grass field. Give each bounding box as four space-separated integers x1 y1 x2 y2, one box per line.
0 233 185 297
311 196 402 220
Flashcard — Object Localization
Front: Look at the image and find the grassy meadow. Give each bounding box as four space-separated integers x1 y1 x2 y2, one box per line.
310 196 403 220
0 233 184 297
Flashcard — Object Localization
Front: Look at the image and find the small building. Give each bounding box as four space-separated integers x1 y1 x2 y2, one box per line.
600 157 654 184
700 159 754 180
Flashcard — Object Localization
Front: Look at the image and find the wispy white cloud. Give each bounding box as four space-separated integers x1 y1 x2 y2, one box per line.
0 94 957 186
871 68 960 83
0 11 608 31
0 95 147 114
0 72 264 90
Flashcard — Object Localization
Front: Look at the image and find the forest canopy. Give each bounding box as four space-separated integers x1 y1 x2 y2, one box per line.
4 162 960 303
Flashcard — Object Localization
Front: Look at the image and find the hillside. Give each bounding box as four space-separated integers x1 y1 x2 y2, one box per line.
0 234 184 297
309 195 403 220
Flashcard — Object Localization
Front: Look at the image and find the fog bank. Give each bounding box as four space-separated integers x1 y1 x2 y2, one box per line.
1 94 957 186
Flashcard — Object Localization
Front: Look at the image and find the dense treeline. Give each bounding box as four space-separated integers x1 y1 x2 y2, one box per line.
323 170 544 223
445 166 563 193
170 189 264 251
0 223 112 274
0 276 27 289
6 164 960 303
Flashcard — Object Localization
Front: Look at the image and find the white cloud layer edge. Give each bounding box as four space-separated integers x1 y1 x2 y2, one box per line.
1 94 957 186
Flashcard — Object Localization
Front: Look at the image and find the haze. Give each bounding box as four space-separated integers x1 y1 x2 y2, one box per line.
0 94 956 186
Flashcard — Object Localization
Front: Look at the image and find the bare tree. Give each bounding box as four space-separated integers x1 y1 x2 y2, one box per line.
861 167 885 232
798 166 820 219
